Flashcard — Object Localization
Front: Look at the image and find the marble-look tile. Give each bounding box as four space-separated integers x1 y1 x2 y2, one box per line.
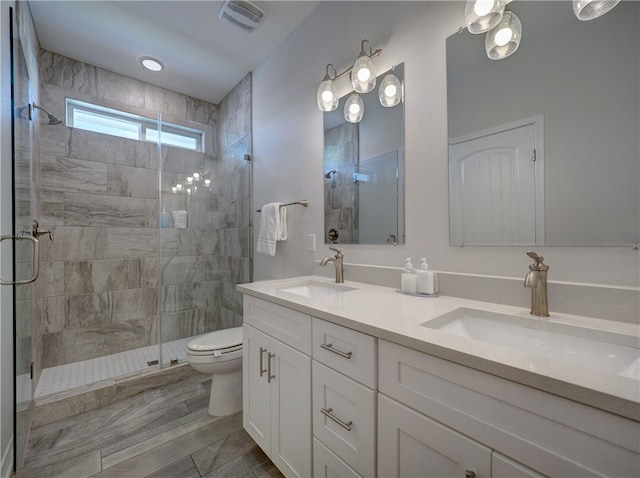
63 319 156 363
66 288 158 327
40 296 66 334
145 84 189 119
161 281 219 315
221 227 250 257
192 429 257 476
64 193 157 227
107 164 158 199
177 229 220 257
221 282 243 316
67 128 154 169
107 228 158 259
160 308 212 343
160 146 205 175
41 332 65 368
40 155 108 193
31 386 117 429
41 50 98 96
63 259 152 295
96 67 146 108
39 226 109 262
114 365 201 402
40 190 65 226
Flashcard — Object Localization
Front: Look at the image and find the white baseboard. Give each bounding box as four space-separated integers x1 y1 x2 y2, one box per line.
1 436 13 478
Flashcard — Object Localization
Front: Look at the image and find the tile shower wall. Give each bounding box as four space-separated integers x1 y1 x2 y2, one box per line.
36 50 252 369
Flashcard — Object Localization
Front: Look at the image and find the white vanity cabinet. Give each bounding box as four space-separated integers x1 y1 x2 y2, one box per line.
378 339 640 478
312 318 377 477
242 297 312 478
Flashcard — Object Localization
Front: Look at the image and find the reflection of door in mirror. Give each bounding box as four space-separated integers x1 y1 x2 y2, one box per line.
359 151 399 244
450 117 544 246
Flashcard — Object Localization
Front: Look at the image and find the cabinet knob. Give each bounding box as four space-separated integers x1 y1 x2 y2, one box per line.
464 471 476 478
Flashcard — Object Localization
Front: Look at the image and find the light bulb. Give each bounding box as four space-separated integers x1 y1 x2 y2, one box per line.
474 0 495 16
172 186 177 194
321 90 334 102
316 78 338 111
344 93 364 123
204 179 211 187
193 172 200 180
176 184 183 191
187 177 193 184
494 27 513 46
351 55 377 93
357 68 371 82
384 84 397 98
349 103 361 115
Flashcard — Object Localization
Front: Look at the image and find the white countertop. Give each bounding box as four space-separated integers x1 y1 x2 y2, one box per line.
237 276 640 422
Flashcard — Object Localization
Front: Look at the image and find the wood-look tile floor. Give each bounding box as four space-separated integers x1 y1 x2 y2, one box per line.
18 373 284 478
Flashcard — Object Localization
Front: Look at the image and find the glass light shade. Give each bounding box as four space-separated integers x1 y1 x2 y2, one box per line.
485 11 522 60
465 0 506 34
573 0 620 20
378 72 403 108
344 93 364 123
317 79 338 111
351 55 377 93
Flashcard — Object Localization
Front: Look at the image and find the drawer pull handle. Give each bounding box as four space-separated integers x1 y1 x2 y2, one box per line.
321 407 353 431
464 471 476 478
267 352 276 383
320 343 353 360
259 347 267 377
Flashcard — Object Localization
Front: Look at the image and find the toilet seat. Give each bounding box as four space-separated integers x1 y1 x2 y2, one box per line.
187 327 242 356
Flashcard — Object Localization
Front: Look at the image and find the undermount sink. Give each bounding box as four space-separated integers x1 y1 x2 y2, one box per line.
276 280 357 299
422 308 640 379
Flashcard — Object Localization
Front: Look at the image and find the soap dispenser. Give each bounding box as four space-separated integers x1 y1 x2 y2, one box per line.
401 258 417 294
160 207 171 228
417 258 436 295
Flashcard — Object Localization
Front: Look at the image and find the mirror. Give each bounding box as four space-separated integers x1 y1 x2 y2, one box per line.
324 64 405 245
447 1 639 246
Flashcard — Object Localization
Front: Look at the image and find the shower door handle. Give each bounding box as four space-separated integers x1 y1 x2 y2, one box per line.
0 235 39 285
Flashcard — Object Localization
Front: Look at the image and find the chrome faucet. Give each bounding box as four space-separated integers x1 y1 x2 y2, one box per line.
320 247 344 283
524 251 549 317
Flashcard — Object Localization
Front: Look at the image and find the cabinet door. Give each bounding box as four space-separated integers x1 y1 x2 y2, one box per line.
492 452 546 478
270 338 312 478
243 324 272 453
378 394 491 478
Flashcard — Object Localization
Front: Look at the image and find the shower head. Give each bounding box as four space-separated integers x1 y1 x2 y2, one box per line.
324 169 337 179
33 103 63 125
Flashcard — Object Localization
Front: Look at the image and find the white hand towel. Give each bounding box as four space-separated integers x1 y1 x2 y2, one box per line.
256 203 287 256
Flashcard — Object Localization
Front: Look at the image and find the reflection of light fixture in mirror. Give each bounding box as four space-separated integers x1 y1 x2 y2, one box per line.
378 69 403 108
317 64 338 111
140 56 164 72
351 40 377 93
465 0 506 33
572 0 620 20
344 93 364 123
485 10 522 60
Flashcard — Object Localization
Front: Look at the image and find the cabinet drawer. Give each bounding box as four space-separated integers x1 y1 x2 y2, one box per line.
379 340 640 478
312 318 376 388
243 296 311 354
313 361 376 478
314 438 363 478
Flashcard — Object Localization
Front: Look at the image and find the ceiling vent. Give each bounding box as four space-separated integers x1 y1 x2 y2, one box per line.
218 0 265 33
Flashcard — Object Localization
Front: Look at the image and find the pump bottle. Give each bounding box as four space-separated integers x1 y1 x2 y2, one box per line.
401 258 417 293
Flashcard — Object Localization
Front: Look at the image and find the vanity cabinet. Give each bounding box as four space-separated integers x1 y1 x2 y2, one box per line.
242 297 312 478
311 318 377 477
378 339 640 478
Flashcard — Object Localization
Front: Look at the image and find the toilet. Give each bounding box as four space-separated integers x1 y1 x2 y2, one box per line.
186 327 243 416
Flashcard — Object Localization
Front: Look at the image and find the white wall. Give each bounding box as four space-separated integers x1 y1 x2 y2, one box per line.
0 1 16 475
253 1 639 287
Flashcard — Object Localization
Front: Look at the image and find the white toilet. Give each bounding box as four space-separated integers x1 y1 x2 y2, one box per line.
186 327 243 416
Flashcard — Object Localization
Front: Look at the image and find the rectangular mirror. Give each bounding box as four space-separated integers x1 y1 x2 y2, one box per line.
324 63 405 245
447 1 639 246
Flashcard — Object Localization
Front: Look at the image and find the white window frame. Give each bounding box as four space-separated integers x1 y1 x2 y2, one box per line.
66 98 205 152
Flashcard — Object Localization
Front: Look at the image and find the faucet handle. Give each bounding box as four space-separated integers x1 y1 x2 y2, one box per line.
329 246 343 256
526 250 544 263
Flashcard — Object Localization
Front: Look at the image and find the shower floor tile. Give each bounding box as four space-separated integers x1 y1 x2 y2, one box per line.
36 336 195 400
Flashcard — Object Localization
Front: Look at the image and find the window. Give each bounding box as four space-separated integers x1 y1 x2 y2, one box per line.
66 99 204 152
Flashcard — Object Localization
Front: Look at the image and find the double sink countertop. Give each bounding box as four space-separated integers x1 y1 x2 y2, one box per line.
238 276 640 422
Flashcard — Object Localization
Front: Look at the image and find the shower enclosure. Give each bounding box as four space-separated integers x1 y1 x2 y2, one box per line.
7 18 252 468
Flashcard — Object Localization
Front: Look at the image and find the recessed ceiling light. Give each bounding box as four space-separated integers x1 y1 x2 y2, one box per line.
140 56 164 72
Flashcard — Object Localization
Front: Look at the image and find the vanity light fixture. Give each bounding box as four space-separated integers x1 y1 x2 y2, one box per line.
485 10 522 60
572 0 620 20
465 0 507 33
378 68 403 108
140 56 164 72
316 39 382 115
344 93 364 123
317 64 339 112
